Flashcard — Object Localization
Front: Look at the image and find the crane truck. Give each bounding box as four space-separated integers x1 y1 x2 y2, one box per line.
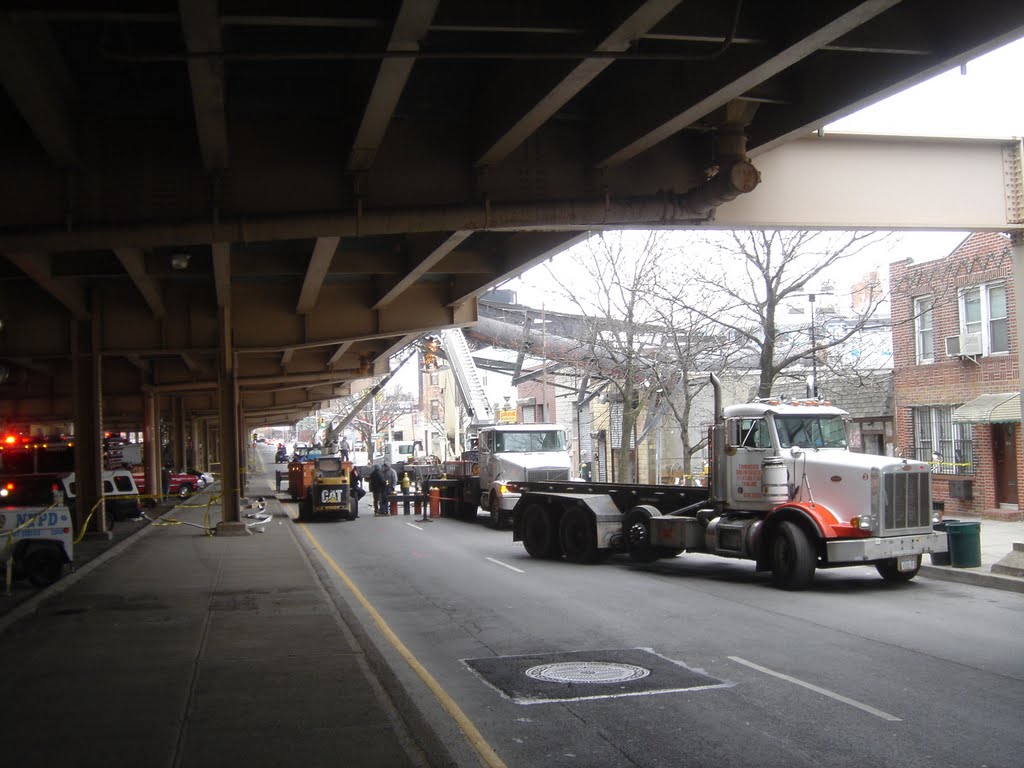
509 373 948 589
422 329 574 527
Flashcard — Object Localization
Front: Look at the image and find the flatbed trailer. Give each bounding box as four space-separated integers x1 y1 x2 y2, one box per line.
507 373 949 590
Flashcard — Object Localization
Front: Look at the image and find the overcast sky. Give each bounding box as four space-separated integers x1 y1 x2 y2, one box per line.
826 36 1024 138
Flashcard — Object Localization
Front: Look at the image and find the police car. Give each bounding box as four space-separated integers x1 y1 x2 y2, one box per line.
0 497 73 586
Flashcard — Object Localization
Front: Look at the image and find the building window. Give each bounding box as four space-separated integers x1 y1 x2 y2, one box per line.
911 406 973 474
960 282 1008 355
430 399 440 420
913 296 933 363
521 404 545 424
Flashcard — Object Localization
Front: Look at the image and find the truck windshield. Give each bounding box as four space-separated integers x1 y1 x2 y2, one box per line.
775 415 847 449
494 431 565 452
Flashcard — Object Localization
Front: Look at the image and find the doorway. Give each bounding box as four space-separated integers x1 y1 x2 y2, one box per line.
992 423 1018 507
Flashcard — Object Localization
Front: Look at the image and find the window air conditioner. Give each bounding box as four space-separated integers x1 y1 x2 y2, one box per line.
959 332 983 356
944 335 960 356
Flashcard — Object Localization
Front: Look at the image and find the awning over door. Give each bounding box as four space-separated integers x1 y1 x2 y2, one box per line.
952 393 1021 424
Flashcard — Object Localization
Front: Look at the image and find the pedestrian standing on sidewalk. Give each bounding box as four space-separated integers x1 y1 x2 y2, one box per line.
369 464 386 515
383 462 398 495
349 465 366 509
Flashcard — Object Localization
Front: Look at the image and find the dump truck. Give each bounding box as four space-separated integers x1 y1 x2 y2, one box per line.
510 373 947 590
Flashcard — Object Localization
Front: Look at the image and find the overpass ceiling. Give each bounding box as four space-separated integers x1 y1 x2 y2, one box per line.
1 1 1022 426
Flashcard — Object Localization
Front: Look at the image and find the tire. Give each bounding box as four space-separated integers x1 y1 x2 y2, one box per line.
522 504 559 559
297 496 312 522
876 555 920 582
623 506 658 563
178 483 194 499
770 521 816 590
488 494 503 529
348 495 358 521
559 508 601 564
25 548 64 587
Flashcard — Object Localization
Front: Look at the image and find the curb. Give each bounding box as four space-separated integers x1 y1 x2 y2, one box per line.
918 564 1024 594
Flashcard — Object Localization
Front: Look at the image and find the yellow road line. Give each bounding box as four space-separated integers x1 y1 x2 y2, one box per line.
300 526 507 768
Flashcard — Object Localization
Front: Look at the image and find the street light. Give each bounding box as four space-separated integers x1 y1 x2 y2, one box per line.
808 293 817 398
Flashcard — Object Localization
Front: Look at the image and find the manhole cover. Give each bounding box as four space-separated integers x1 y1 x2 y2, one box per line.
525 661 650 684
464 648 728 704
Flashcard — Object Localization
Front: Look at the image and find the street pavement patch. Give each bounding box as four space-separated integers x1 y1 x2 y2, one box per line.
463 647 728 704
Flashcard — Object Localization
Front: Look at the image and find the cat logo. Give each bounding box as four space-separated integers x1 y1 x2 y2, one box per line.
320 489 346 504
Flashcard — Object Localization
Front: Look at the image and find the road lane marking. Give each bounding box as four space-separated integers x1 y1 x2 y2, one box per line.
486 557 524 573
301 526 507 768
405 522 423 530
728 656 901 722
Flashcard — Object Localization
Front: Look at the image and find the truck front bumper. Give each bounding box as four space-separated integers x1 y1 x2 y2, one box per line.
493 489 520 512
826 530 948 564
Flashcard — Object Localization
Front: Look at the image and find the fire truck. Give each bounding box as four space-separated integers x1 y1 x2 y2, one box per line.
0 433 74 507
510 374 947 590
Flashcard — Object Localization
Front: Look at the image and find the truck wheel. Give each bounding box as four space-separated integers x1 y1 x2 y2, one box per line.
522 504 559 559
178 483 194 499
770 521 816 590
624 507 658 563
876 555 920 582
488 495 506 529
24 548 64 587
560 508 601 564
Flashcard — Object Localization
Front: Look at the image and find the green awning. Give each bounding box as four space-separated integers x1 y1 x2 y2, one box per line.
951 393 1021 424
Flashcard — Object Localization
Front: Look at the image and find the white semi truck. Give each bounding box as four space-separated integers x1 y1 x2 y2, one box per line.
509 374 948 589
430 423 573 528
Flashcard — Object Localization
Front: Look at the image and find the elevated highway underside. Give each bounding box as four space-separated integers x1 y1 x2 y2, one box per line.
1 2 1023 520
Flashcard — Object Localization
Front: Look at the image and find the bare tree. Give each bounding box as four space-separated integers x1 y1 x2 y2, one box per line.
543 231 671 483
324 385 417 454
646 285 734 482
677 230 896 398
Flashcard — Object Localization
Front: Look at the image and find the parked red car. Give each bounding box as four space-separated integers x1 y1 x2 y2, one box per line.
129 466 200 498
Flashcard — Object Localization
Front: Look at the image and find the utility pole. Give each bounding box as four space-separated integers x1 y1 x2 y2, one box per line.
808 293 817 398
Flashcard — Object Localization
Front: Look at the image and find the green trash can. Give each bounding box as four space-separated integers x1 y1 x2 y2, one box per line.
945 521 982 568
930 519 958 566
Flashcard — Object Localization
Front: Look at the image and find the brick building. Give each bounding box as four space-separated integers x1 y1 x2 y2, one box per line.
889 232 1021 519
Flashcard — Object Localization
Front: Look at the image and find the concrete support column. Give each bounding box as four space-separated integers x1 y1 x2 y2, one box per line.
207 419 217 474
191 417 203 472
143 391 161 500
217 305 243 529
172 396 186 470
70 315 103 533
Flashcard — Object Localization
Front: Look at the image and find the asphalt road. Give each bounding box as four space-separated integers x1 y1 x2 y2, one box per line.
297 504 1024 768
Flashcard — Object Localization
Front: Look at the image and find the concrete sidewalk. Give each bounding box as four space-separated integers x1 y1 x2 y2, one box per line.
0 483 475 768
918 515 1024 594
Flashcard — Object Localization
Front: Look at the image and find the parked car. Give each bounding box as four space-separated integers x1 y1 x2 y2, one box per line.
129 466 201 499
185 468 216 489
